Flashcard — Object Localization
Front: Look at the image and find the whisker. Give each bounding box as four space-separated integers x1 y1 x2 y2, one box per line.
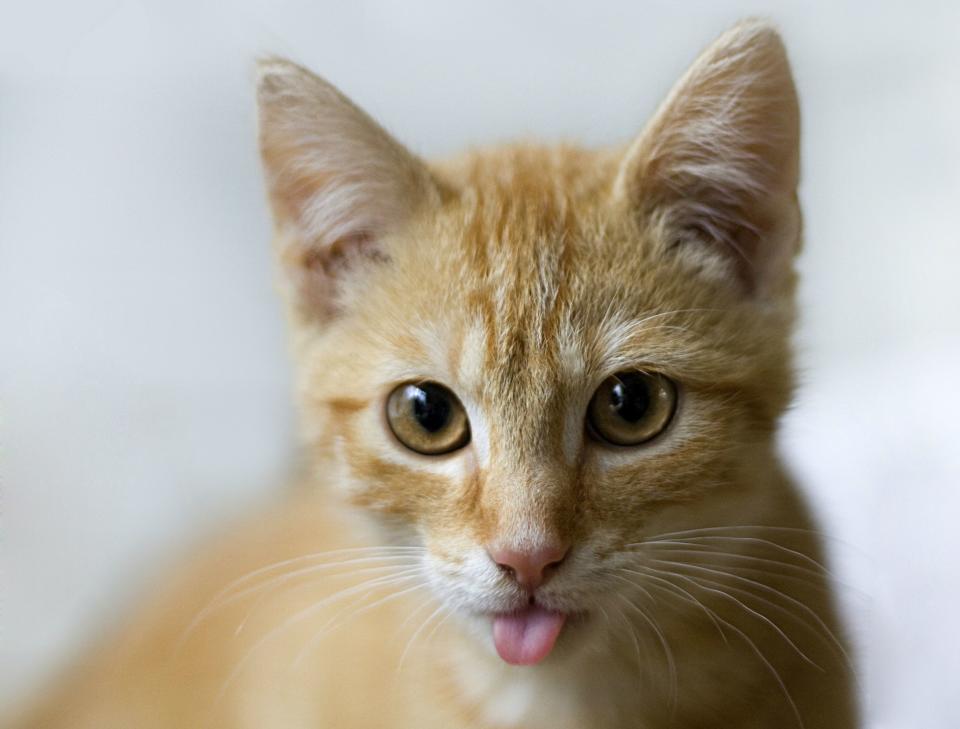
607 600 647 684
397 593 437 633
609 572 657 604
697 575 855 673
180 548 425 646
614 592 677 711
616 567 727 643
648 558 854 673
244 565 418 634
397 602 448 672
215 551 425 605
629 530 831 574
642 564 823 670
216 568 425 703
208 546 425 603
653 560 835 597
222 561 423 642
422 607 454 648
642 577 805 729
294 577 432 671
638 544 831 586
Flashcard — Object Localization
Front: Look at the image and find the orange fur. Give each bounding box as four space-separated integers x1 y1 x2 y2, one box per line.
8 19 858 729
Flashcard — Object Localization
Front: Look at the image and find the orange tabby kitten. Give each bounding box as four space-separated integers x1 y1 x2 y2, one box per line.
10 19 858 729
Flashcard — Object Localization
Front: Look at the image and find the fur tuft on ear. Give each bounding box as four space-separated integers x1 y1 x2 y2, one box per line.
614 19 801 296
256 58 439 319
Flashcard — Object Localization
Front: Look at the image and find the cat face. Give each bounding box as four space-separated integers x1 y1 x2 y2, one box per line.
257 20 801 664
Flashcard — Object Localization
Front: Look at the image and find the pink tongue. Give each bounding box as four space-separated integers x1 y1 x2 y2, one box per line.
492 607 567 665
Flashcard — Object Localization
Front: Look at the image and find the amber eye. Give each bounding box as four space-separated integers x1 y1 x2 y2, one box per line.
587 371 677 446
386 382 471 455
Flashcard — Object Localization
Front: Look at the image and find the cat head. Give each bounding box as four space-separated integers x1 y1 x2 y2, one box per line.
257 19 801 665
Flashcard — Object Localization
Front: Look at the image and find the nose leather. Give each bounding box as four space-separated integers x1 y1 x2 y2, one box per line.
487 543 569 590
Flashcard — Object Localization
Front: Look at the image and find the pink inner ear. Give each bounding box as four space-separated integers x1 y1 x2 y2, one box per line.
288 232 389 320
672 213 763 295
320 232 388 277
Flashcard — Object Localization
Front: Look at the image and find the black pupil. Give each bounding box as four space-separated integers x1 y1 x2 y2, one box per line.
609 374 650 423
409 384 451 433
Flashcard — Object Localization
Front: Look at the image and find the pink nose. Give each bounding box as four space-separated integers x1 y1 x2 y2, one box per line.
487 543 569 590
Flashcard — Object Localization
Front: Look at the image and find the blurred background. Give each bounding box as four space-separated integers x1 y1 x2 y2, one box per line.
1 1 958 726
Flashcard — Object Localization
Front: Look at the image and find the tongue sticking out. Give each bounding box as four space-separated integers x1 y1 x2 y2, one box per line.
492 607 567 665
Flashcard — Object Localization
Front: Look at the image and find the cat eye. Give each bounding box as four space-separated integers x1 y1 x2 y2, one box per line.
386 382 471 455
587 371 677 446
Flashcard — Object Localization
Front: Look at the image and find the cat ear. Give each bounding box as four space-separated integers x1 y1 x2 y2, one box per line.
614 20 801 296
256 58 440 319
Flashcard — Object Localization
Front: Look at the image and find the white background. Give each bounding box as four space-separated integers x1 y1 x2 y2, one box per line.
2 1 958 726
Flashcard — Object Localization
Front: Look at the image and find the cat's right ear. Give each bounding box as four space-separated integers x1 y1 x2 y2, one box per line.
256 59 440 321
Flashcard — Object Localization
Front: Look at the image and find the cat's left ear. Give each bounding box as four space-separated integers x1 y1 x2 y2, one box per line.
614 20 800 297
256 58 441 320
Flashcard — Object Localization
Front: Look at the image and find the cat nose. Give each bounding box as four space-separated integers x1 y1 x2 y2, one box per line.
487 543 569 591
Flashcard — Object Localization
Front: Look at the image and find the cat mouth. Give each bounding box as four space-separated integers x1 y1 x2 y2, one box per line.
490 605 569 665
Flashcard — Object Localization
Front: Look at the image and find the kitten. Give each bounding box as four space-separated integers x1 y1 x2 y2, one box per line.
9 19 858 729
